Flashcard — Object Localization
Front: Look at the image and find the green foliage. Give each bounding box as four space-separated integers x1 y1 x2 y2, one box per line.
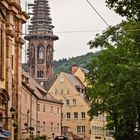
105 0 140 20
54 52 99 74
34 135 47 140
85 20 140 140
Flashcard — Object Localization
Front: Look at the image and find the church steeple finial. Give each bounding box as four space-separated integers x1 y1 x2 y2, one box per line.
25 0 58 40
28 0 54 34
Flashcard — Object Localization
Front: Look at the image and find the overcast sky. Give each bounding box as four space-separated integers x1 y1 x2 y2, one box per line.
21 0 123 62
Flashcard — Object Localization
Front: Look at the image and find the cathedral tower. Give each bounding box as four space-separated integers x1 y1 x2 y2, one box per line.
25 0 58 87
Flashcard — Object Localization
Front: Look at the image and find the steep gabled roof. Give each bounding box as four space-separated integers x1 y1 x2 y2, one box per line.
79 67 89 74
22 70 62 104
63 72 85 89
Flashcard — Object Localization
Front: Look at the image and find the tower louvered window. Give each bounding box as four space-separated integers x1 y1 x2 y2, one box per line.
37 70 44 78
38 45 44 64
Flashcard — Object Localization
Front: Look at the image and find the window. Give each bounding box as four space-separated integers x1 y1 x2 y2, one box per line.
50 122 53 132
92 126 105 136
66 112 71 119
66 88 70 94
60 88 64 94
59 76 64 83
37 45 44 64
37 70 44 78
77 126 85 133
57 123 59 133
74 112 78 119
0 26 4 79
43 121 46 132
81 112 85 119
37 104 40 111
57 107 59 114
72 99 76 106
37 121 40 131
75 85 81 92
51 106 53 113
43 105 45 112
66 100 70 106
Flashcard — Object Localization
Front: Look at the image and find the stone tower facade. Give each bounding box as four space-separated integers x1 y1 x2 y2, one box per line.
25 0 58 88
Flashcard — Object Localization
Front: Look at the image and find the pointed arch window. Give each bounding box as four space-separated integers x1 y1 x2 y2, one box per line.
38 45 44 64
37 70 44 78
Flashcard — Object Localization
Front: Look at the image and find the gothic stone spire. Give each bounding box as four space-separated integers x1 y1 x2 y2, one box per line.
25 0 58 40
24 0 58 89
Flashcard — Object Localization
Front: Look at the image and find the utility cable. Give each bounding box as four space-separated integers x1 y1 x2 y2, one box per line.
86 0 110 27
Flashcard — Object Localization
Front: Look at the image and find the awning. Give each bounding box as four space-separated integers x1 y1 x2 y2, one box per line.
0 133 9 138
2 130 11 138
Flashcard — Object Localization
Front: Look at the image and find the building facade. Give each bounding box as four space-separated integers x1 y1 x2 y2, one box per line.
21 71 62 140
0 0 28 139
24 0 58 90
49 71 90 140
49 65 114 140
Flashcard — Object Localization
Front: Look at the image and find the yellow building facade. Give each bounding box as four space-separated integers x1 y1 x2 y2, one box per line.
0 0 28 139
49 71 90 140
49 65 114 140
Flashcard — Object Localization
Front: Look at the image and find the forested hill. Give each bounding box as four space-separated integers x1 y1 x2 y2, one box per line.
54 52 99 74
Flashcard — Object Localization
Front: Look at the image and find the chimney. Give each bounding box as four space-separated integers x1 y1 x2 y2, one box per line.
71 64 78 75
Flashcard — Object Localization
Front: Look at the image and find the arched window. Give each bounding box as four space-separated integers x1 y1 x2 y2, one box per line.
37 45 44 64
37 70 44 78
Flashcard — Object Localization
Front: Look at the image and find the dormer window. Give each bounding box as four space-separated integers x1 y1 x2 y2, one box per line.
75 85 81 92
37 45 44 64
59 77 64 83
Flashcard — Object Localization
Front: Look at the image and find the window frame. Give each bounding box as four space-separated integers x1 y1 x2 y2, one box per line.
66 99 70 106
77 126 86 133
81 112 85 119
37 104 40 111
37 45 44 64
43 105 45 112
72 99 76 106
66 112 71 119
74 112 78 119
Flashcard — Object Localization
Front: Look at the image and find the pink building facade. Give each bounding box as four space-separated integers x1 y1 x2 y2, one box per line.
20 70 62 140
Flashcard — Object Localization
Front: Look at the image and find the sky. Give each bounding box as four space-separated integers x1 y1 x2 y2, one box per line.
21 0 123 62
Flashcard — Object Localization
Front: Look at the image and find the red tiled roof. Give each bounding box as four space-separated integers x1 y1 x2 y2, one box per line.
22 69 62 104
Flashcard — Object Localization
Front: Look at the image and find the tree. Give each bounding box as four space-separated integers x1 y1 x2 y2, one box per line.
85 20 140 140
105 0 140 20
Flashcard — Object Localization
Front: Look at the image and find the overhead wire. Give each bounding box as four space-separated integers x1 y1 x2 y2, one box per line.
85 0 110 27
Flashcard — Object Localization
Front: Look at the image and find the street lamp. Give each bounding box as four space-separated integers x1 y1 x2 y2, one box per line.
0 106 16 120
22 110 34 139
